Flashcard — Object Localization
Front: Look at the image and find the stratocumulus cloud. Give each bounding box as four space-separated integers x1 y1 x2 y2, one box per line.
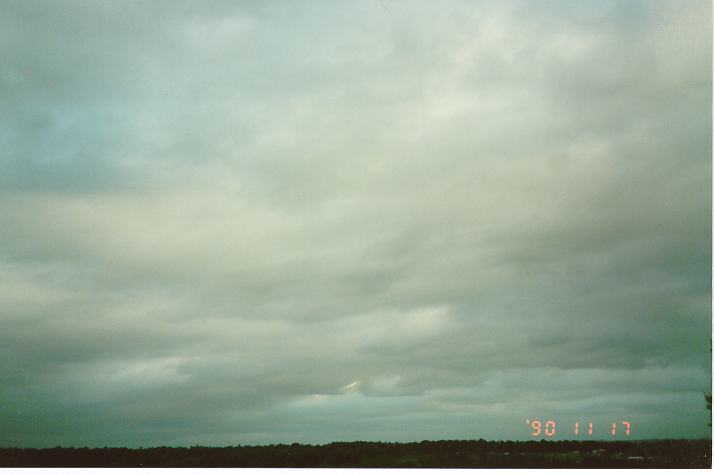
0 0 710 447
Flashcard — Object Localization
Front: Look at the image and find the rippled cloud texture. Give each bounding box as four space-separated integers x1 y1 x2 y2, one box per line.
0 0 711 447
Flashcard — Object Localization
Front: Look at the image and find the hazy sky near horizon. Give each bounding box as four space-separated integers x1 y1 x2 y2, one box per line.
0 0 711 447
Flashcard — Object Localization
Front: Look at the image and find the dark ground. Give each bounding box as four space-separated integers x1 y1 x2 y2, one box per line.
0 439 710 468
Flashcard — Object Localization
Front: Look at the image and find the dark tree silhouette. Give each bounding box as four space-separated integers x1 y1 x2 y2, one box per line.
706 338 712 427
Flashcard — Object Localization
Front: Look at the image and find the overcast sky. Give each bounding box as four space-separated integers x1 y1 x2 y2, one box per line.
0 0 711 447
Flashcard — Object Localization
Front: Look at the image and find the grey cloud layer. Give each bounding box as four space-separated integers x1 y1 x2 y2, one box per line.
0 0 710 446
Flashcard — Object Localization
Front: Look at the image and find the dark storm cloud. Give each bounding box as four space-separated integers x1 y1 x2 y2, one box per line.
0 0 710 446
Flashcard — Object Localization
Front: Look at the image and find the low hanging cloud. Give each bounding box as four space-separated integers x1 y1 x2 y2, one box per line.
0 0 710 447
